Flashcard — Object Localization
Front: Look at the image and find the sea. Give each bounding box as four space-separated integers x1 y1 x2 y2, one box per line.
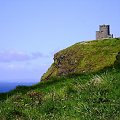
0 81 38 93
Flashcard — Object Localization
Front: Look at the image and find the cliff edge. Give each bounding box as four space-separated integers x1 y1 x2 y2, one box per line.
41 38 120 80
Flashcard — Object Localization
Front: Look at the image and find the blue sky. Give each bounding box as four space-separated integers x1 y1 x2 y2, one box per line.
0 0 120 82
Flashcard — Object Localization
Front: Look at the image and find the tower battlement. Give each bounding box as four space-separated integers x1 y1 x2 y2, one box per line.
96 24 113 40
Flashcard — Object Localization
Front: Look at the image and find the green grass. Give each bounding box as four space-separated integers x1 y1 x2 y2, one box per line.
0 67 120 120
0 38 120 119
42 38 120 80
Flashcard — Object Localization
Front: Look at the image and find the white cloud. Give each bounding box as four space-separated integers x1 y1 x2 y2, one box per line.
0 51 44 62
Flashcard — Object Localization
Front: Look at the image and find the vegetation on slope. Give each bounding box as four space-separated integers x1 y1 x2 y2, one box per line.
0 67 120 120
0 38 120 119
42 38 120 80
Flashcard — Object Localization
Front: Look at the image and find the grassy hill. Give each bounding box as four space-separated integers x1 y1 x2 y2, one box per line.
41 38 120 80
0 67 120 120
0 38 120 120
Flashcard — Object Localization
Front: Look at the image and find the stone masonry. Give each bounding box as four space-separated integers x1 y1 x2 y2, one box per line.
96 24 113 40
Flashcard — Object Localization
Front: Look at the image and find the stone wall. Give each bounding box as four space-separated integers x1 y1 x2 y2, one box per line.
96 25 113 40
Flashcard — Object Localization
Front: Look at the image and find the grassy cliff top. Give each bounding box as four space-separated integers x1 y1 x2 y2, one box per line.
41 38 120 80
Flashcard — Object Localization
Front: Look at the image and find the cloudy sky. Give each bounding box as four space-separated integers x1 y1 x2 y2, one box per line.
0 0 120 82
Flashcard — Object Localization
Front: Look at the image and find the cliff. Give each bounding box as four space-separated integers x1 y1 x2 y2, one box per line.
41 38 120 80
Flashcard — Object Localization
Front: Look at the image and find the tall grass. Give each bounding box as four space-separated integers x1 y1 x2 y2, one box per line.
0 68 120 120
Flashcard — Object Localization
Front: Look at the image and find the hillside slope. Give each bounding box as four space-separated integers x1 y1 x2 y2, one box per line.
41 38 120 80
0 38 120 119
0 67 120 119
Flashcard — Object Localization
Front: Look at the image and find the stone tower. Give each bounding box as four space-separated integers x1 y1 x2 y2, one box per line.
96 24 113 40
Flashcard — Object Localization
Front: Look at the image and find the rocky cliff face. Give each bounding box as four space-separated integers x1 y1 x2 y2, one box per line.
41 38 120 81
54 53 79 75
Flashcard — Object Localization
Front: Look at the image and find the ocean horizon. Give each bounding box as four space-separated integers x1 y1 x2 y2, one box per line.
0 81 38 93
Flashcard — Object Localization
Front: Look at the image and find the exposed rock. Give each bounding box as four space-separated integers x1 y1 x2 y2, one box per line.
54 54 78 76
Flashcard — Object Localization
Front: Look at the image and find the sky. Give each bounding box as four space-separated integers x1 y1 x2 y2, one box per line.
0 0 120 82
